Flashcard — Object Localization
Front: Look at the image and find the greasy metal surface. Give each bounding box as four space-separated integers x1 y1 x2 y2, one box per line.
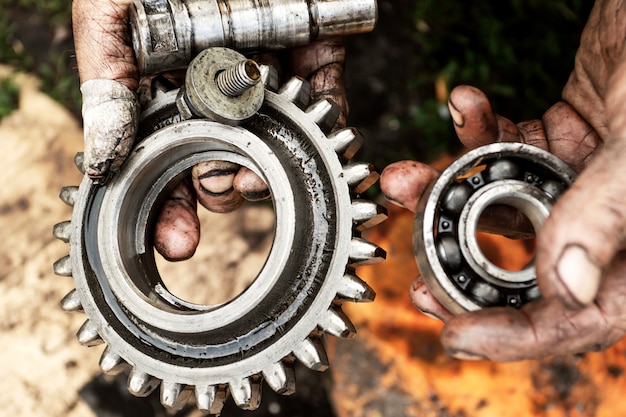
180 48 264 124
130 0 378 74
55 52 387 412
414 143 576 314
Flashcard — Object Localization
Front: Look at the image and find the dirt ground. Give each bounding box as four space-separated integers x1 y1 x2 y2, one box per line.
0 66 98 417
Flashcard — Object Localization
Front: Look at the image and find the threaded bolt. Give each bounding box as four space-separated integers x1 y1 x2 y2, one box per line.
216 59 262 97
183 48 265 124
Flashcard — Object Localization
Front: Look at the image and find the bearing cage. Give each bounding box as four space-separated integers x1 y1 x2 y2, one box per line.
414 143 576 314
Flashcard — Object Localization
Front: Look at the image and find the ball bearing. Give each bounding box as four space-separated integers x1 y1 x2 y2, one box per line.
414 143 576 314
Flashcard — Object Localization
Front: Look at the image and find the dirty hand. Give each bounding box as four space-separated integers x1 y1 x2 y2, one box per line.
380 0 626 361
153 38 349 260
73 0 139 179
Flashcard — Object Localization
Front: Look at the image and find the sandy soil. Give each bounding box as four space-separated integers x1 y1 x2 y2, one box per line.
0 66 99 417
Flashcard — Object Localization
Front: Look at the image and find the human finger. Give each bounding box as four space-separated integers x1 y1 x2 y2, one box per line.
447 85 520 148
233 167 271 202
440 253 626 361
409 276 455 323
154 179 200 261
191 161 245 213
535 55 626 309
73 0 139 179
290 37 348 130
540 101 600 173
379 161 439 213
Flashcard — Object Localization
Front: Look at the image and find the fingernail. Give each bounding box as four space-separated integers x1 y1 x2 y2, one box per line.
447 98 464 127
446 349 486 361
242 189 271 201
198 169 237 196
382 192 406 209
418 308 442 321
556 245 602 307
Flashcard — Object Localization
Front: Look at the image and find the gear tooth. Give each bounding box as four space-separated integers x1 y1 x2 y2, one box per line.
128 369 160 397
229 376 262 410
262 361 296 395
306 99 340 133
293 336 329 371
259 64 280 91
337 272 376 303
53 220 72 243
195 384 228 414
329 127 364 160
319 307 356 339
161 381 192 411
59 186 79 207
352 200 388 232
342 163 380 194
53 255 72 277
76 319 103 347
349 237 386 266
74 152 85 174
278 76 311 109
99 346 129 375
60 288 83 312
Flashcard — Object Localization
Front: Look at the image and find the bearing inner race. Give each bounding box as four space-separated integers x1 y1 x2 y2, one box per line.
458 179 553 288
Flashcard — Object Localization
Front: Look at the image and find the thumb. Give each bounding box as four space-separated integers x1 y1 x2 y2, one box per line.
538 53 626 308
73 0 139 180
537 138 626 309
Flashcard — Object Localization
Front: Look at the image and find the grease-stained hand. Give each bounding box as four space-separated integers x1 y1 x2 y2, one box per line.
73 0 348 261
380 0 626 361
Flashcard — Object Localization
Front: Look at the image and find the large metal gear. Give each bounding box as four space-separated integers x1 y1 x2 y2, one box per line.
54 48 386 413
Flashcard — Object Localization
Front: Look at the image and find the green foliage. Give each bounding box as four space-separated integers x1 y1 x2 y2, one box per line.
0 75 20 119
0 1 79 114
6 0 71 24
404 0 594 160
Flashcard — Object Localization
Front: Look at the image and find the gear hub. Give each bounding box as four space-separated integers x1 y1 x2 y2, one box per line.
54 48 386 412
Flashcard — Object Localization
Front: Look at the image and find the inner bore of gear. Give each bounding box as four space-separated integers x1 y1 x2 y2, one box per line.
414 143 576 314
54 69 387 412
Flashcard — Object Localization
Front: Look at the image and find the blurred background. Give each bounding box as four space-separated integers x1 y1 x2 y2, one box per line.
5 1 621 417
1 0 594 165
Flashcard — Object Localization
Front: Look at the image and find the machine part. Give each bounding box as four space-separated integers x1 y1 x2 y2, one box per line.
54 51 386 412
179 48 265 124
414 143 576 314
130 0 378 74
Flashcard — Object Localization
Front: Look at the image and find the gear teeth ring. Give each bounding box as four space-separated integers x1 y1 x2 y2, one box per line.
55 68 386 411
